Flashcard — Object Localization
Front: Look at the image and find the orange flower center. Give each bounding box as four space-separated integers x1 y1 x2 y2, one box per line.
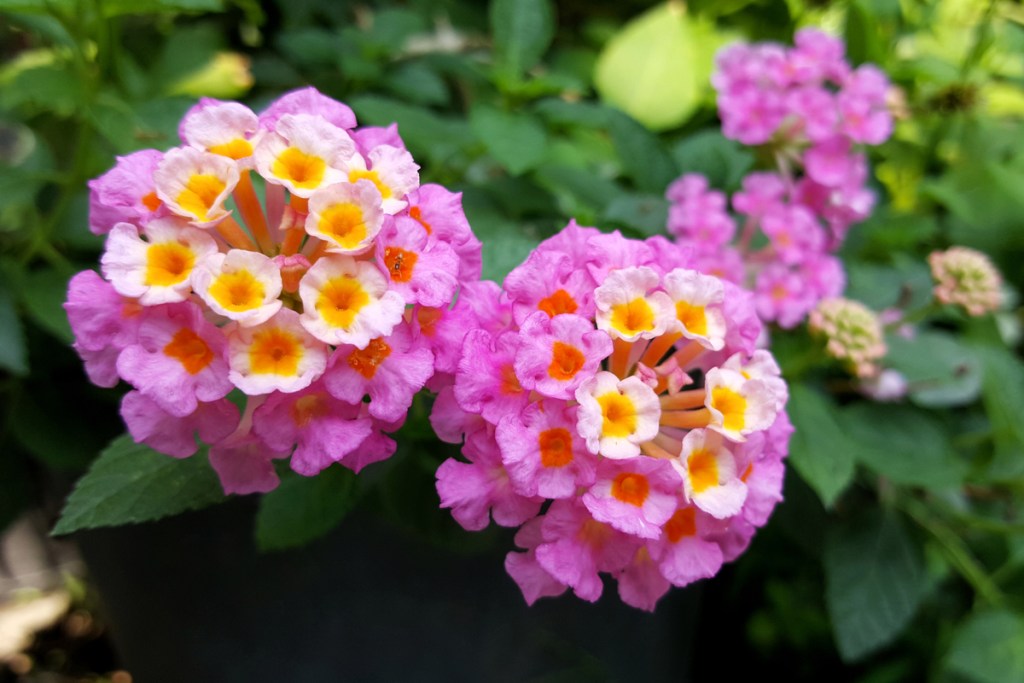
611 472 649 507
347 338 392 379
538 428 573 468
163 328 214 375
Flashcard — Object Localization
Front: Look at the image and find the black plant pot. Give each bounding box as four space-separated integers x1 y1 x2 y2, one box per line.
75 497 700 682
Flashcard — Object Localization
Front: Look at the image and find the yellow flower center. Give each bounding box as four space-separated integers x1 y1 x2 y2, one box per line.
348 169 391 198
687 448 719 494
316 276 370 329
209 269 265 312
208 138 254 160
609 297 655 336
597 391 637 438
145 241 195 287
176 173 226 222
711 386 747 432
248 327 303 376
319 202 367 248
676 301 708 336
273 147 326 190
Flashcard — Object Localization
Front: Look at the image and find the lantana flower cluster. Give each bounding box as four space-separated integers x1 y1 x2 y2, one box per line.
432 223 791 610
666 29 894 328
65 87 482 494
929 246 1003 316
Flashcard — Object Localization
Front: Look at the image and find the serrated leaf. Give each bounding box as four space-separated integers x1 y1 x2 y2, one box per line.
825 510 925 662
0 284 27 375
469 105 548 176
606 109 679 193
786 383 858 507
255 466 359 551
886 331 982 408
490 0 556 80
945 610 1024 683
594 3 723 131
670 130 754 191
53 435 226 535
841 402 967 489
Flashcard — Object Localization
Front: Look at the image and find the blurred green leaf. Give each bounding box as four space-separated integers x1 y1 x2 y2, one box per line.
594 3 723 131
10 386 109 471
845 259 934 312
973 344 1024 482
671 130 754 191
601 194 669 236
462 189 544 283
534 99 612 128
607 109 679 194
0 449 31 533
534 165 625 218
786 383 858 507
886 331 983 408
255 466 359 552
469 105 548 175
490 0 556 80
53 435 226 535
945 610 1024 683
0 284 27 376
0 63 86 118
385 63 450 106
825 510 925 662
841 402 967 489
19 267 74 343
349 95 470 166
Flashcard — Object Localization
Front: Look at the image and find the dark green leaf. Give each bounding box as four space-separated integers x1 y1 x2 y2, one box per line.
534 165 625 217
601 194 669 236
255 466 360 551
886 331 982 408
0 448 31 533
53 435 226 535
945 610 1024 683
385 63 450 106
841 402 967 489
349 95 470 166
19 267 74 343
670 130 754 191
533 98 612 128
469 105 548 175
786 383 857 507
0 284 27 375
462 189 545 283
490 0 556 79
11 387 110 471
974 345 1024 481
607 109 679 193
0 64 87 118
825 510 925 661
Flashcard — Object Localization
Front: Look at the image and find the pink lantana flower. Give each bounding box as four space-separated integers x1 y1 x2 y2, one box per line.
433 223 790 611
69 87 483 494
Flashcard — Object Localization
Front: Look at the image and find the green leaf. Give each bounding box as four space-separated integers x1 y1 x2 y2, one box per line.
533 165 625 218
594 3 724 131
670 130 755 191
462 188 545 283
886 331 982 408
255 466 359 551
945 610 1024 683
469 105 548 176
606 109 679 194
825 510 925 662
385 63 450 106
0 284 27 375
973 345 1024 481
490 0 556 80
0 450 31 533
786 383 858 507
52 435 226 535
0 63 87 118
601 194 669 236
19 267 74 343
348 95 470 166
841 402 967 489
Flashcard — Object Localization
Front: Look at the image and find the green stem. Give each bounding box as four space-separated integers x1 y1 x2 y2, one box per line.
899 496 1006 608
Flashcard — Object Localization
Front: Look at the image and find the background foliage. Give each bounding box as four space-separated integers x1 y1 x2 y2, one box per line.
1 0 1023 679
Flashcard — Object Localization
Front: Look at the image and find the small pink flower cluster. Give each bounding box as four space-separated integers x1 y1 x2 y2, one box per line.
432 223 791 610
668 29 893 328
65 87 482 494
